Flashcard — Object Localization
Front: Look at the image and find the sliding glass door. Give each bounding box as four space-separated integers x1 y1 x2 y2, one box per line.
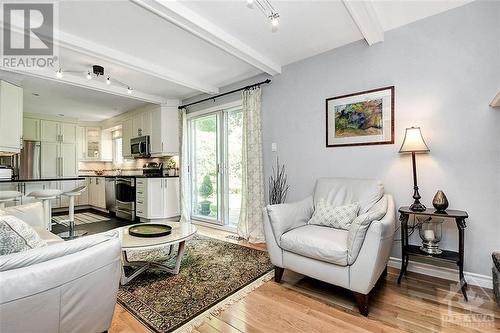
188 106 242 227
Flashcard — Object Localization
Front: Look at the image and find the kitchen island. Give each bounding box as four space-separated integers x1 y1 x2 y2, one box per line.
0 177 85 183
0 177 87 209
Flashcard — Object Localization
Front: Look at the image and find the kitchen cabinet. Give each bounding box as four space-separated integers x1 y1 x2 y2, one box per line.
41 120 76 144
88 177 106 209
23 118 40 141
150 105 179 156
85 127 101 160
136 177 179 219
40 142 77 178
0 80 23 153
122 118 133 158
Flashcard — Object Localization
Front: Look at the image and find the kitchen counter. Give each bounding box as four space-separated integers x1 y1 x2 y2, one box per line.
0 177 85 183
78 175 179 178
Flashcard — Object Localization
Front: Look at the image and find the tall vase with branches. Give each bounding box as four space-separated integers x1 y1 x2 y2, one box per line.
268 158 290 205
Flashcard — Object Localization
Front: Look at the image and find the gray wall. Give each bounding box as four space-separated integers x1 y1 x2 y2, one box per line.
184 0 500 277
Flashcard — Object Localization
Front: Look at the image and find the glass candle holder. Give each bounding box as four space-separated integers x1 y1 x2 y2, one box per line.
417 216 444 254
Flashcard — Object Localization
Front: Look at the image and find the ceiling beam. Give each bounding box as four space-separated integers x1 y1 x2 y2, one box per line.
342 0 384 46
1 18 219 94
1 67 167 104
130 0 282 76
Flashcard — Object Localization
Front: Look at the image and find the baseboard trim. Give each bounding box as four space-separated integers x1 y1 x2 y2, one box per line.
388 257 493 289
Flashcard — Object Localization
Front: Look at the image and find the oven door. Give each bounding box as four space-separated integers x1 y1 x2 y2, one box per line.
115 177 135 203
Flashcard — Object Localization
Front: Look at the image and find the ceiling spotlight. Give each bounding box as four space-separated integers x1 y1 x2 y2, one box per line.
246 0 254 7
86 71 92 80
56 69 63 78
270 13 279 29
106 77 111 85
127 87 132 94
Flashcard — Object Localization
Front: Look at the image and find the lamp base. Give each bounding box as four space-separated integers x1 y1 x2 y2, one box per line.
409 202 426 212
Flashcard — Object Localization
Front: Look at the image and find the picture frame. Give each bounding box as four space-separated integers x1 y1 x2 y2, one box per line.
326 86 394 147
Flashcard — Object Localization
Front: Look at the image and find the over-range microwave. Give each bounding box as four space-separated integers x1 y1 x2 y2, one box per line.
131 135 151 158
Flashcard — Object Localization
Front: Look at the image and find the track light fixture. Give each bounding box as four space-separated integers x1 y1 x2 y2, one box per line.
246 0 280 31
54 65 133 95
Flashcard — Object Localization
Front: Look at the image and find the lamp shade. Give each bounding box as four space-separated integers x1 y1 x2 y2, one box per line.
399 127 430 153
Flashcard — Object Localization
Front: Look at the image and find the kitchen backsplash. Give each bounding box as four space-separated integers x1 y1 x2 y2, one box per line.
79 156 178 176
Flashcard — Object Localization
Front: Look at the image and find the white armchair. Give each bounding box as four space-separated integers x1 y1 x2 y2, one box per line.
0 202 122 333
263 178 396 316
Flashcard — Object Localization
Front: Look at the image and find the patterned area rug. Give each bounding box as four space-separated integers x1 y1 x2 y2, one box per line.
118 234 273 333
52 212 110 226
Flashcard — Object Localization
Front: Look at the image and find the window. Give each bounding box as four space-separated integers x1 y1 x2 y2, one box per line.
112 130 124 165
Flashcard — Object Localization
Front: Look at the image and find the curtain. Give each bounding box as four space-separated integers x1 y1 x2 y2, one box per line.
237 87 266 243
179 108 191 223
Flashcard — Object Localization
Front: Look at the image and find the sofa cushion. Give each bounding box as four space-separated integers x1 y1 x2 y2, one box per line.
0 231 118 271
0 215 47 255
308 199 359 230
313 178 384 214
347 196 388 264
280 225 348 266
0 202 45 228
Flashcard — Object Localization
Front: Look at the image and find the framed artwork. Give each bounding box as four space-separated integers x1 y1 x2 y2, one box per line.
326 86 394 147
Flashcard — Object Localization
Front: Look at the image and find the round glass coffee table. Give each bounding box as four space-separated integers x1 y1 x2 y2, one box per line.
118 222 197 285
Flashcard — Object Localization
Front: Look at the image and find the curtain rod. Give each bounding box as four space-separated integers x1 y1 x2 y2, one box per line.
178 79 271 109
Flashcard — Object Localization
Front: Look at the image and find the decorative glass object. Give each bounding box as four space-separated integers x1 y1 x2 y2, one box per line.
417 216 444 254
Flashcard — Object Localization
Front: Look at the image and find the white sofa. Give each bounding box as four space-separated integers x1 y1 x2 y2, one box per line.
263 178 396 316
0 202 122 333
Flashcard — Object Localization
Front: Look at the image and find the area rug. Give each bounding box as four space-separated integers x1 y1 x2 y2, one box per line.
117 234 274 333
52 212 110 226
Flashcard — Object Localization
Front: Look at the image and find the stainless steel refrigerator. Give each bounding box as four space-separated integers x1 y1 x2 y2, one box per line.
19 141 41 179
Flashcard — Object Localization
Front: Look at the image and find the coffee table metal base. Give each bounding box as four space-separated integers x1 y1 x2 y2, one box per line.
120 241 186 285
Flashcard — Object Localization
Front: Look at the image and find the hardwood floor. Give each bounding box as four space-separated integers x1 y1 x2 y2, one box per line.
110 225 499 333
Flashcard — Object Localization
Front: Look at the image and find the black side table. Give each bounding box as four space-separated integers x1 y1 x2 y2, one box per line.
397 206 469 300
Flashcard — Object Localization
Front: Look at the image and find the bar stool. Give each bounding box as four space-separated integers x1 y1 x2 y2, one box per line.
28 189 63 231
0 191 22 209
57 186 88 239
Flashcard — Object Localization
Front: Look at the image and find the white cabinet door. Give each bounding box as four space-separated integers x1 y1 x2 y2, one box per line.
76 126 86 160
142 111 152 136
150 107 162 155
60 123 76 143
60 143 77 177
76 178 89 206
147 178 165 218
40 120 59 143
23 118 40 141
122 118 133 158
90 177 106 208
150 105 179 156
100 130 112 161
132 114 143 137
165 178 180 217
0 81 23 152
41 142 59 178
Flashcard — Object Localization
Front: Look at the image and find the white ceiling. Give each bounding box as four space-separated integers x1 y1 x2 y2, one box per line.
0 70 150 121
3 0 473 121
181 0 472 66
